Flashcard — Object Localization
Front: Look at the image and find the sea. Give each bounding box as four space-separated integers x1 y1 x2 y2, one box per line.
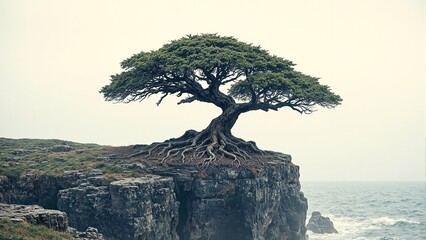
301 182 425 240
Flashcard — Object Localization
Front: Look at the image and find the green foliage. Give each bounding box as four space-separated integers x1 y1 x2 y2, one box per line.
100 33 341 114
229 71 342 113
101 34 292 103
0 220 74 240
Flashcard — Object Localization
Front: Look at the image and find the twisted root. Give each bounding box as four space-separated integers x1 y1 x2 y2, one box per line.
129 130 264 167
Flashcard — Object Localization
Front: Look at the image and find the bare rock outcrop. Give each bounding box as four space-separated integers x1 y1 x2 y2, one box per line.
157 152 307 240
0 170 102 209
306 211 338 234
0 203 68 231
58 175 179 240
68 226 105 240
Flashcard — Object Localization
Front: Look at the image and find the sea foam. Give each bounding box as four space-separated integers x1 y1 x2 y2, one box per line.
303 182 425 240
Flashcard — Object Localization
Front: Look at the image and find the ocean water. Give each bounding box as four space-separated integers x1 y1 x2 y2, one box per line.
301 182 425 240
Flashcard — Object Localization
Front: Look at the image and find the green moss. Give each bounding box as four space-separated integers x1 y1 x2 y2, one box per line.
0 137 98 150
0 219 74 240
105 175 118 182
0 137 150 177
0 167 25 177
104 164 122 173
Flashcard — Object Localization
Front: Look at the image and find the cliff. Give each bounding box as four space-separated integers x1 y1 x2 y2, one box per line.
0 138 308 240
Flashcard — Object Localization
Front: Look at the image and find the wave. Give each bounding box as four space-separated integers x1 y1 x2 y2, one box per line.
303 182 425 240
370 216 421 226
307 214 422 240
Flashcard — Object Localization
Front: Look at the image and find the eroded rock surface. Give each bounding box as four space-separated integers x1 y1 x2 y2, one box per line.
167 153 308 240
58 175 179 240
0 170 102 209
306 211 338 234
0 203 68 231
68 226 105 240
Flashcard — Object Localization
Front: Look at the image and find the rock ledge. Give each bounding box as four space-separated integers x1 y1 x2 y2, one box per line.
0 203 68 231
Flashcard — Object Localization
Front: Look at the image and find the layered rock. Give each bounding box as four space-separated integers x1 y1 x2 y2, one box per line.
0 170 102 209
0 203 68 231
167 153 308 240
0 203 104 239
57 176 111 232
58 175 179 240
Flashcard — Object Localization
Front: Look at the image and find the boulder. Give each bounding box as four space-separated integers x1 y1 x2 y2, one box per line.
306 211 338 234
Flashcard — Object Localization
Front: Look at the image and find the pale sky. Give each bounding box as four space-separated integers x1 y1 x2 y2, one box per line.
0 0 424 181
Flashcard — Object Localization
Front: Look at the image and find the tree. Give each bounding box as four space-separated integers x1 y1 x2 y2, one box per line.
100 34 342 166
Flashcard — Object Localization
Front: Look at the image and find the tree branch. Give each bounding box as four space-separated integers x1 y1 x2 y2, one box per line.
248 84 258 104
177 96 197 105
221 70 245 84
156 93 169 106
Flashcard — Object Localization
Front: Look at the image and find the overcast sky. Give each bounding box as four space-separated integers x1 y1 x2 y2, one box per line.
0 0 424 181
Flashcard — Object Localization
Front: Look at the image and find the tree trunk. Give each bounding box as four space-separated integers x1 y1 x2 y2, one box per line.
204 105 242 138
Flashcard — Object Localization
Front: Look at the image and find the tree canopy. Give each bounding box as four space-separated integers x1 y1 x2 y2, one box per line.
100 34 342 166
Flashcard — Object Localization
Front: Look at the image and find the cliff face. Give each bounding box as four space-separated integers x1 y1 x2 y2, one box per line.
0 153 307 240
168 154 307 240
0 170 100 209
58 175 179 240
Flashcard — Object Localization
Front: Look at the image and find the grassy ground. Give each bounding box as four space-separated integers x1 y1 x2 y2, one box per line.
0 137 265 178
0 137 151 177
0 219 74 240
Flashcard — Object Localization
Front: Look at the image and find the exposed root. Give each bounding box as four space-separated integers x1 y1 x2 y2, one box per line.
128 129 265 167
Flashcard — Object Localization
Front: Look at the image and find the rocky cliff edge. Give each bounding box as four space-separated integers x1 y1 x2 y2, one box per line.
0 139 307 240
